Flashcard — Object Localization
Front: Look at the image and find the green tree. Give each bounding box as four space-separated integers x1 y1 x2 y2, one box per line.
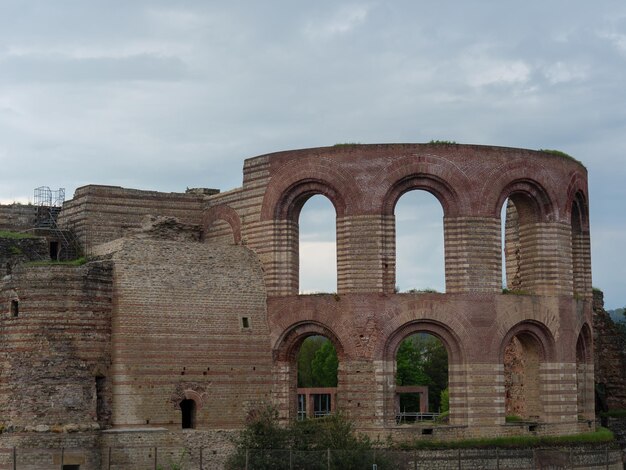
396 334 448 412
226 404 399 469
311 340 338 387
297 336 326 387
421 336 448 411
298 336 338 388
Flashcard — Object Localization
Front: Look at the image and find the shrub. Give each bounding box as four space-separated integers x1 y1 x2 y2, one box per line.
226 405 398 469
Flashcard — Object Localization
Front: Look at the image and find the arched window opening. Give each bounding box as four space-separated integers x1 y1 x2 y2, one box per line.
501 193 541 293
395 333 449 423
571 192 589 296
504 334 543 422
576 327 592 419
395 190 445 293
180 399 196 429
500 198 512 289
296 335 338 419
299 195 337 294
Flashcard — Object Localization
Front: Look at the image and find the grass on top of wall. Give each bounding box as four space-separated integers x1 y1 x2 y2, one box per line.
0 230 36 239
395 427 615 450
25 257 87 267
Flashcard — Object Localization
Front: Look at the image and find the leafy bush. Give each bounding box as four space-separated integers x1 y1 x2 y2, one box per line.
226 405 398 469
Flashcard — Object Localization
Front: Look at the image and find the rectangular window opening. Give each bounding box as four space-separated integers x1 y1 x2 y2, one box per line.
241 317 250 328
421 428 434 435
10 300 18 317
63 466 80 470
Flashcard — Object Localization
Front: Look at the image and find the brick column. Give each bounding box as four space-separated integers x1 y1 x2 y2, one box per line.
444 217 501 293
517 222 573 296
337 215 388 294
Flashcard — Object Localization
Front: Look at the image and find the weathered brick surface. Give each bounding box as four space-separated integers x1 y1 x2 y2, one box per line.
58 185 207 253
593 290 626 410
99 238 271 429
0 204 37 232
0 262 112 429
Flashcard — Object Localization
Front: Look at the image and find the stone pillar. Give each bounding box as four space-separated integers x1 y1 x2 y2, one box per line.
444 217 501 293
337 215 388 294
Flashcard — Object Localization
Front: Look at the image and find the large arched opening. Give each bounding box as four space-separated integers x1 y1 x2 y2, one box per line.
298 195 337 294
385 321 463 426
296 335 339 419
273 322 344 421
395 332 449 423
571 191 590 297
499 182 553 294
576 324 593 420
502 322 555 423
395 191 445 293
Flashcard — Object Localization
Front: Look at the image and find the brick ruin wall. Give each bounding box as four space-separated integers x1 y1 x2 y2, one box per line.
57 185 210 253
593 290 626 410
0 263 113 431
0 143 610 468
91 238 272 430
0 204 37 233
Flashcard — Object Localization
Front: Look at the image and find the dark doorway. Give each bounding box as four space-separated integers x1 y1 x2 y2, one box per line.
96 376 106 422
50 240 59 260
180 399 196 429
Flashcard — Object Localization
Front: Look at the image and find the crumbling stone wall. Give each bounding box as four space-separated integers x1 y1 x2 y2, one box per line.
58 185 211 253
593 289 626 410
0 235 48 275
0 203 37 232
0 262 113 431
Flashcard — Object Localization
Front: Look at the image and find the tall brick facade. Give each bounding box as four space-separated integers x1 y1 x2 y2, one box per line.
0 144 594 468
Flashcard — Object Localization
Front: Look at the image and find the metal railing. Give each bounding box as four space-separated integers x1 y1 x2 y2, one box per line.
395 412 441 424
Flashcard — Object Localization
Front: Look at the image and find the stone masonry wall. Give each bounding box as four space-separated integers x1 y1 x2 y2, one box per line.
0 235 48 276
0 204 37 233
98 238 273 430
593 289 626 410
0 262 113 431
58 185 207 254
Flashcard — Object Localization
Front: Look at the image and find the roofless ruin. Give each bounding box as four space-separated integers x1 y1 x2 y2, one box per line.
0 144 594 468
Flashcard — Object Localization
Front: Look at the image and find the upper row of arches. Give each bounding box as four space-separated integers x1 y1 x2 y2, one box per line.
259 152 588 225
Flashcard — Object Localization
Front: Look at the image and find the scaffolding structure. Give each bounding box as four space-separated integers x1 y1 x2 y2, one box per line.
31 186 79 260
34 186 65 208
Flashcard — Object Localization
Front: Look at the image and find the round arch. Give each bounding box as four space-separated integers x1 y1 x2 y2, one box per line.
276 179 342 222
499 320 557 363
495 179 555 224
384 319 463 366
260 157 359 221
570 190 589 232
273 321 345 363
202 204 242 244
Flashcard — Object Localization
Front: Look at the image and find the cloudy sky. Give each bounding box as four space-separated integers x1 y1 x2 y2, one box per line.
0 1 624 309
